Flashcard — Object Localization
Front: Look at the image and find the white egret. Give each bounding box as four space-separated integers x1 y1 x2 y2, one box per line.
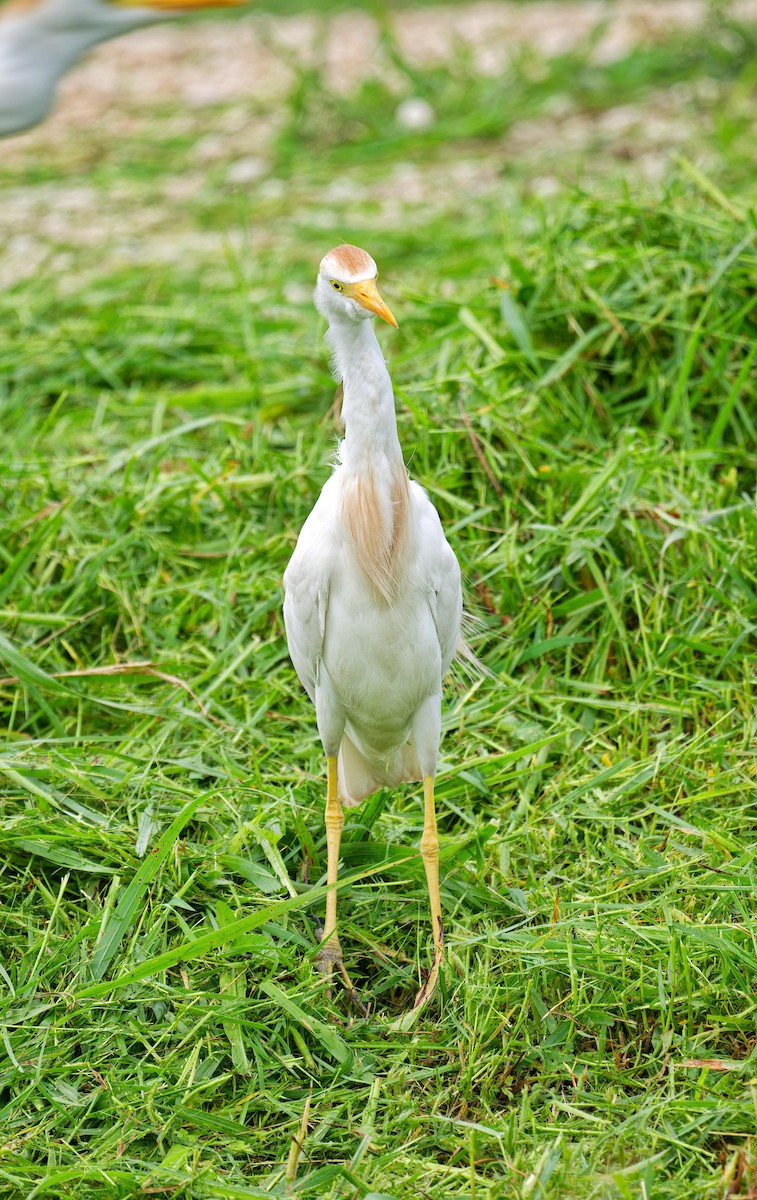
283 244 462 1023
0 0 244 137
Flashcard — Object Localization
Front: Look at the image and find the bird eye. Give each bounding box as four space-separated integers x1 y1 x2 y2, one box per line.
331 280 344 292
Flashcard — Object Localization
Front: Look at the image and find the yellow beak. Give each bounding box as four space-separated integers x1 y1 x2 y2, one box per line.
346 279 399 329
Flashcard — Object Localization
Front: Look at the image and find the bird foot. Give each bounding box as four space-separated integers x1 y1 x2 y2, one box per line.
315 934 367 1015
387 940 444 1033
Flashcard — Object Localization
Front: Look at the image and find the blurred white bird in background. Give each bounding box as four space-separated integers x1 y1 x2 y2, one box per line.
284 245 462 1025
0 0 244 136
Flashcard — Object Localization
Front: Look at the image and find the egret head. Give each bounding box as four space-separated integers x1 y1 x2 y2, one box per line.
315 244 398 329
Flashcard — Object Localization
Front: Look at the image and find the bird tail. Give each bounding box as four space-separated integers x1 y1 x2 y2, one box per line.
452 611 499 683
337 731 420 806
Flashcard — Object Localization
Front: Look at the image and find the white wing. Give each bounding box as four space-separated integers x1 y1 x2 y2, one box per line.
409 481 462 678
282 479 338 702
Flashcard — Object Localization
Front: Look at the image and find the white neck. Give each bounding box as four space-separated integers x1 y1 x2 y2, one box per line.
325 314 411 601
326 315 403 478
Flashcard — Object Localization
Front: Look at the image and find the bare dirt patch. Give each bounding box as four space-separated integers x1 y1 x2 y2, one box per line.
1 1 753 286
4 0 757 138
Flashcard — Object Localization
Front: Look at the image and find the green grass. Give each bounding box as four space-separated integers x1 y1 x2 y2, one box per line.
2 4 757 1197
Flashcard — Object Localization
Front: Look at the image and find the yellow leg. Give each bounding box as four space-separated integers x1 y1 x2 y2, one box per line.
316 756 361 1006
417 774 444 1001
320 755 342 980
389 775 444 1032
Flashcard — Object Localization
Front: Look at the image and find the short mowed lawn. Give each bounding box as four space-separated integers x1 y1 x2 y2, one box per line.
1 3 757 1197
